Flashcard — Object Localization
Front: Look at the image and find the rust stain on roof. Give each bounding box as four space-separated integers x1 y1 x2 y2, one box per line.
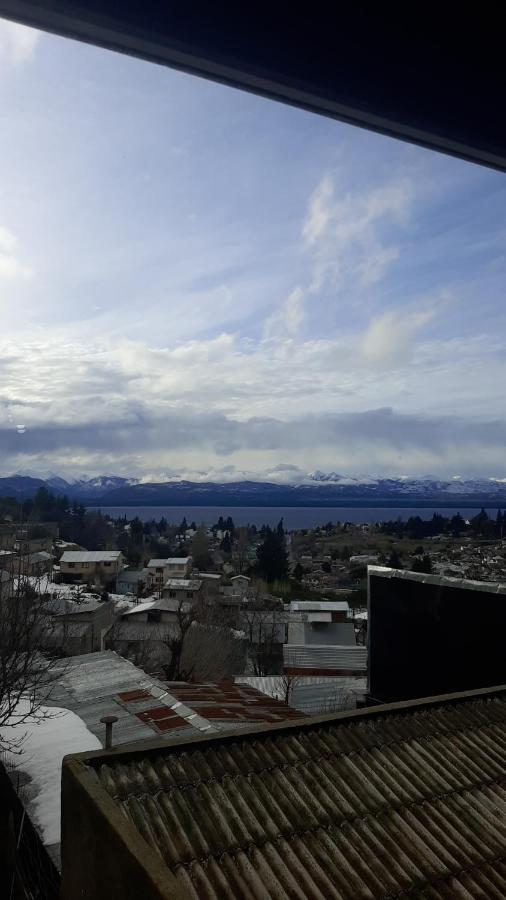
90 690 506 898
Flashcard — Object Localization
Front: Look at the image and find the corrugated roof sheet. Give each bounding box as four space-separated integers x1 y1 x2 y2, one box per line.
85 687 506 899
163 682 305 724
236 676 368 713
283 643 367 671
290 600 349 612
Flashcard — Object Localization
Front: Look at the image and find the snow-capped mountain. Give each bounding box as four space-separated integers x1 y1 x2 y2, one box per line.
69 475 139 495
2 471 506 504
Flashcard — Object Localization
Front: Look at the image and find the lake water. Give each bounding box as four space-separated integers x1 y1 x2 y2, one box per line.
87 505 501 529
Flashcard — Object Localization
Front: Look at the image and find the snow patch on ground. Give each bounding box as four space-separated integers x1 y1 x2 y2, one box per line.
0 699 101 846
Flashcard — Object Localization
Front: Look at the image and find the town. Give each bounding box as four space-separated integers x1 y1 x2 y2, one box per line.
3 488 506 896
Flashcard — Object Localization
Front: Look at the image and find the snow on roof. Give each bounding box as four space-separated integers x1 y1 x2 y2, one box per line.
166 557 191 564
122 598 157 616
147 558 168 567
0 698 101 847
60 551 121 563
290 600 350 612
164 578 202 590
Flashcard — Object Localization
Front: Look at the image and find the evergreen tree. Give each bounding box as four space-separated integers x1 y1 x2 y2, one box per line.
293 563 304 581
220 532 232 554
256 530 289 582
411 555 432 574
387 548 402 569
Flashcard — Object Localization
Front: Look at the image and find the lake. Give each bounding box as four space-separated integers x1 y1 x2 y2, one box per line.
86 505 500 529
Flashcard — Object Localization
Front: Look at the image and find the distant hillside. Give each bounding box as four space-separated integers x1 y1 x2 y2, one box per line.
2 473 506 506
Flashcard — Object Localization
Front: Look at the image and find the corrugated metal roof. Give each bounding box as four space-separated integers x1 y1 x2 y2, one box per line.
290 600 349 612
236 676 368 713
283 643 367 671
163 682 305 725
60 551 121 563
85 687 506 899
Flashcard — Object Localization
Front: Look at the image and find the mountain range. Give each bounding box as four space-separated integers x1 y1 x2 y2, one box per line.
2 472 506 506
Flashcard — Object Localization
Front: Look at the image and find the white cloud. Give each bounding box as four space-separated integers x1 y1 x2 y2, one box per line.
302 174 413 293
0 226 32 281
302 174 334 245
361 307 434 367
0 18 40 65
264 286 305 338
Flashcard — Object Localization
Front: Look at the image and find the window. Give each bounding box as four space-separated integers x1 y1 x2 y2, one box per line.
103 561 111 567
186 591 193 599
68 562 75 569
156 567 163 573
147 610 162 623
82 562 89 568
169 590 176 599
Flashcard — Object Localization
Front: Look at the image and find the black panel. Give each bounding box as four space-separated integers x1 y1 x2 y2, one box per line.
0 2 505 170
369 572 506 702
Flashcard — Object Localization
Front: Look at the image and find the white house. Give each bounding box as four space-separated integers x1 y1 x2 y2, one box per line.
60 550 124 585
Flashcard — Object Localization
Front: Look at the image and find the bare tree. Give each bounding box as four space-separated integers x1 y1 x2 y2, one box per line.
180 624 245 681
161 597 196 680
0 569 64 750
160 595 245 682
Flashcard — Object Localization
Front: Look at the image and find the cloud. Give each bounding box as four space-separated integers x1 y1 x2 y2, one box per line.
0 19 40 65
361 307 434 367
264 286 305 338
0 328 505 477
302 174 413 293
0 226 32 280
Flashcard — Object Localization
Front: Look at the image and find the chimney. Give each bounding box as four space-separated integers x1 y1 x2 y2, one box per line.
100 715 118 749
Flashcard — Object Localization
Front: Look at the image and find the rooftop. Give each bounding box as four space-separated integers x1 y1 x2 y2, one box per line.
283 643 367 672
70 683 506 899
290 600 350 612
2 651 302 866
164 578 202 590
60 551 121 563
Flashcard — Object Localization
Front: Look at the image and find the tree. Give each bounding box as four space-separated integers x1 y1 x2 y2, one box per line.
256 528 289 582
0 571 64 750
411 555 432 574
387 548 402 569
190 526 211 570
293 563 304 581
161 596 243 681
220 532 232 555
232 527 250 574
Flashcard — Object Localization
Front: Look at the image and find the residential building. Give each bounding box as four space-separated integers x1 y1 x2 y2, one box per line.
146 556 193 591
49 599 117 655
230 573 250 594
61 683 506 899
162 578 203 602
198 572 222 598
115 567 148 595
59 551 124 586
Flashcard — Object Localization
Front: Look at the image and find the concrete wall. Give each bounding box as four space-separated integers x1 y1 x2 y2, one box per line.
61 758 184 899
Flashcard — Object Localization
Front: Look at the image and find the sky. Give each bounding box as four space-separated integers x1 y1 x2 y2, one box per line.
1 18 506 483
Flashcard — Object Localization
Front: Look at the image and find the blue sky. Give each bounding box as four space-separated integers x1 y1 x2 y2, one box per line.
1 18 506 481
